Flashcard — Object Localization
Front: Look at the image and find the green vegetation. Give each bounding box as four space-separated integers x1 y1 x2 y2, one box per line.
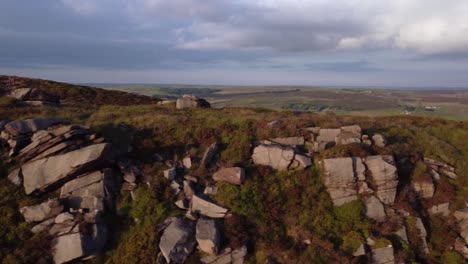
0 76 467 263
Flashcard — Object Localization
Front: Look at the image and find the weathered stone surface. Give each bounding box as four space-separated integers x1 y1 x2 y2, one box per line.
183 156 192 169
22 143 113 194
317 128 341 143
336 131 361 145
372 134 386 148
196 218 221 255
455 209 468 222
123 166 139 183
20 198 63 223
60 169 117 212
412 180 435 199
164 168 177 181
454 237 468 259
362 135 372 146
365 155 398 205
191 195 228 218
440 168 457 179
201 246 247 264
201 143 218 167
415 217 429 255
31 218 55 234
52 224 108 264
322 157 358 206
353 244 366 257
176 95 211 109
429 203 450 216
395 226 408 243
267 120 280 128
204 186 218 195
365 195 386 222
49 220 75 236
55 212 74 224
10 88 32 100
372 246 395 264
269 137 305 146
159 217 196 264
183 180 195 200
213 167 245 185
7 168 22 186
252 144 310 171
4 117 63 136
341 125 361 137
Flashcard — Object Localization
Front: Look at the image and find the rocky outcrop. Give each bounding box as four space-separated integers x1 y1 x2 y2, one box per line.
19 198 63 223
196 218 221 255
424 158 457 179
22 143 113 194
4 117 63 136
159 217 196 263
307 125 363 152
252 144 311 171
9 88 60 106
176 95 211 109
213 167 245 185
365 155 398 205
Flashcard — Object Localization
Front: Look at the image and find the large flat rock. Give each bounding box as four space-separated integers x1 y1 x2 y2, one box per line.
322 157 358 206
365 155 398 205
22 143 113 194
52 223 108 264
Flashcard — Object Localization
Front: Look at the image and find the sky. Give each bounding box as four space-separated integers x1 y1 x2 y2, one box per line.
1 0 468 87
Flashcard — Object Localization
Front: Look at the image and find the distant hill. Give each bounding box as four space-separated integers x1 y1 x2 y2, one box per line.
0 75 159 108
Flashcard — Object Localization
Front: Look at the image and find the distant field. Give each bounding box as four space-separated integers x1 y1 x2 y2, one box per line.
97 84 468 121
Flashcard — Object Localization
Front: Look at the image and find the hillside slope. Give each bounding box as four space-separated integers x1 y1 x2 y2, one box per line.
0 76 467 264
0 75 158 108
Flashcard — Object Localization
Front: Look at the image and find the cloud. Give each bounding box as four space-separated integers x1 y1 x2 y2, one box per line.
60 0 99 15
153 0 468 56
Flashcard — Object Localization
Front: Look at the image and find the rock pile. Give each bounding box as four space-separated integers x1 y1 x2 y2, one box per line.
305 125 387 152
156 144 247 263
424 158 458 180
176 95 211 109
8 87 60 106
2 118 121 264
